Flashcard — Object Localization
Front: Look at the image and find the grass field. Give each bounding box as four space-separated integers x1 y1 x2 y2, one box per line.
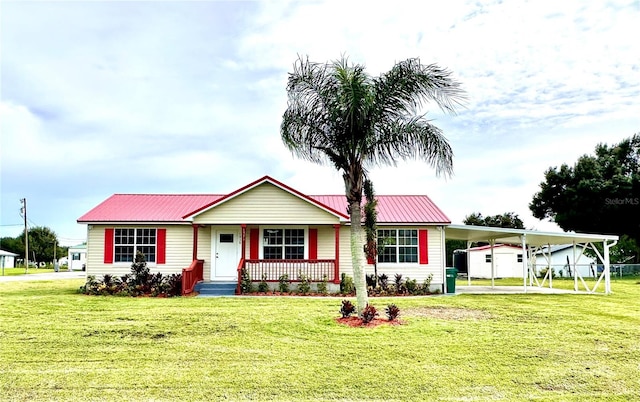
1 278 639 401
0 267 58 276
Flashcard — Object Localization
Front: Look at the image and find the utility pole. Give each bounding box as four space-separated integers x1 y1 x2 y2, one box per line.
20 198 29 273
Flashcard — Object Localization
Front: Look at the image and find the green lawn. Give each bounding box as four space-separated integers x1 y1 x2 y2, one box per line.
1 278 639 401
0 267 58 276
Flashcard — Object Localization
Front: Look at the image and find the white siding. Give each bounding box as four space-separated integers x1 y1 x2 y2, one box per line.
315 226 336 260
197 225 212 280
193 182 340 225
468 246 523 278
86 224 193 278
337 225 445 286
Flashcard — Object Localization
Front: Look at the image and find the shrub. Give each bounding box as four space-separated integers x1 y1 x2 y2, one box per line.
340 274 355 295
405 277 418 294
340 300 356 318
394 273 403 292
278 274 290 293
240 267 253 294
80 251 182 297
365 274 377 288
165 274 182 297
79 275 99 295
378 273 389 291
423 273 433 293
257 274 269 293
317 275 328 295
297 273 311 295
361 304 378 324
539 267 556 279
385 304 400 321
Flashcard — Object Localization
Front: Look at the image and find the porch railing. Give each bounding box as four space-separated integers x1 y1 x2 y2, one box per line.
235 257 245 295
182 259 204 295
243 259 336 282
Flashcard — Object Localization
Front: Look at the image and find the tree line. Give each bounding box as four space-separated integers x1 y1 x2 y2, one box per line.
0 226 68 267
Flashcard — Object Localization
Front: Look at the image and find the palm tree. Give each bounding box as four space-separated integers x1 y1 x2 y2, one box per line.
281 55 465 313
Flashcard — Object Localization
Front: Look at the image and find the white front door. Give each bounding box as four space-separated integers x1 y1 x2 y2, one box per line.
212 229 240 280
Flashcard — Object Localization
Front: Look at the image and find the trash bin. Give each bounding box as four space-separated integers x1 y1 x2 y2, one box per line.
445 267 457 294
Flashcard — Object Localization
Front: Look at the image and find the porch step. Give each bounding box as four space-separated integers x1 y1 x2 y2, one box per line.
194 281 236 297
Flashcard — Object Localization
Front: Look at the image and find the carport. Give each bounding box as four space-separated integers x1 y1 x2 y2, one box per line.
444 224 619 294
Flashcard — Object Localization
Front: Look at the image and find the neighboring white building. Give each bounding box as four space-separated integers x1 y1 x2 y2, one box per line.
67 244 87 271
0 249 19 269
534 244 597 278
467 244 524 279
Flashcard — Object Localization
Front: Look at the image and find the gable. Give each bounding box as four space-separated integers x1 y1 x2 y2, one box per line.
192 182 342 225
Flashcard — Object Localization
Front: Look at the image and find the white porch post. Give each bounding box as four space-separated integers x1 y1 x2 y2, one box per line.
440 227 446 293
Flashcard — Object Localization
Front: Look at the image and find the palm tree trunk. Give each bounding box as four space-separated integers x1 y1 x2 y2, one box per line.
349 200 368 314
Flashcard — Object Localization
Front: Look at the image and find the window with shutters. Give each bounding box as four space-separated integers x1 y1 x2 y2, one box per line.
262 228 305 259
377 229 418 263
114 228 157 263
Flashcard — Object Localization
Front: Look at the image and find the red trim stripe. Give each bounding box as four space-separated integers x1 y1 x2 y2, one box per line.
419 229 428 264
157 228 166 264
104 228 114 264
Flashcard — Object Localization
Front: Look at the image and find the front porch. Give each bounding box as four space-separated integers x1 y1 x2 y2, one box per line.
182 223 342 295
182 258 339 295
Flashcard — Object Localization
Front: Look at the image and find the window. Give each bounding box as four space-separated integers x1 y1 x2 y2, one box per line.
485 254 492 263
263 228 305 259
220 234 234 243
377 229 418 263
114 228 156 263
517 254 523 263
72 253 81 261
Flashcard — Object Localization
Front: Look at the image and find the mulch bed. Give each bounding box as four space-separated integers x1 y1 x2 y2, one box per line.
335 316 403 327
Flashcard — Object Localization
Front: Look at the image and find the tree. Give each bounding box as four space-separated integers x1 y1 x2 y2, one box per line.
17 226 59 267
363 179 378 286
0 236 24 257
281 55 465 312
464 212 525 229
530 134 640 262
445 212 525 265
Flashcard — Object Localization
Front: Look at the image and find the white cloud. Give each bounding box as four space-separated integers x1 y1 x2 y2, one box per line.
1 0 638 242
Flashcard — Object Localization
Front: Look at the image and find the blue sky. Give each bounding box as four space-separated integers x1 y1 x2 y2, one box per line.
1 0 639 246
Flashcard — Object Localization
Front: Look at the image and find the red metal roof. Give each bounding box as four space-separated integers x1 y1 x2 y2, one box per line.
78 178 450 224
310 195 450 224
78 194 224 222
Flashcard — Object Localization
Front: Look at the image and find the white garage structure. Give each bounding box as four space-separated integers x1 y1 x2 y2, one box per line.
445 225 619 294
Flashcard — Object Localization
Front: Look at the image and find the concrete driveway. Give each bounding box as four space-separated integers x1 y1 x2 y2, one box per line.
0 271 86 283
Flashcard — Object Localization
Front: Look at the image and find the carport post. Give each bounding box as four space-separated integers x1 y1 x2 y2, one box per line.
490 239 495 288
548 243 553 289
467 241 472 286
573 241 578 291
604 240 617 294
520 235 527 293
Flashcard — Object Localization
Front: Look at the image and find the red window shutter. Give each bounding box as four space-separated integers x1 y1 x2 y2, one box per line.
419 229 429 264
309 228 318 260
249 228 259 259
157 228 166 264
104 228 114 264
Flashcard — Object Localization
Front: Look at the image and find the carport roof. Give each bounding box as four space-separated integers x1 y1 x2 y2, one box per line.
445 224 618 247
